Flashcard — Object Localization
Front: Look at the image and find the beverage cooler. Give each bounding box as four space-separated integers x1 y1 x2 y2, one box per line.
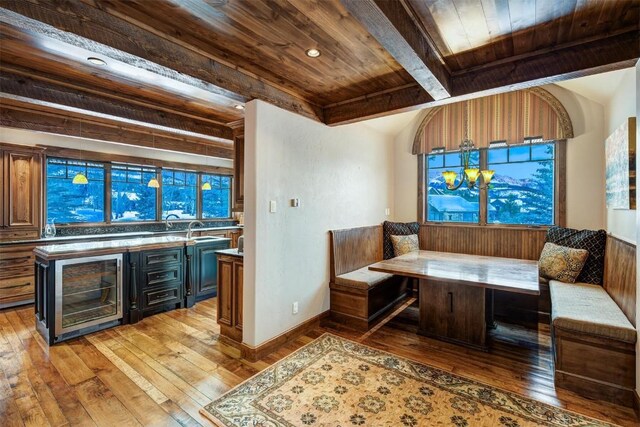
54 254 123 338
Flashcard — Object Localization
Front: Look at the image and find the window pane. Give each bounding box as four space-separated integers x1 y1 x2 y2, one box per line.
46 159 105 224
488 154 555 226
186 172 197 186
111 167 156 222
445 152 463 167
508 145 531 162
202 174 231 218
488 147 508 163
162 170 173 185
427 168 479 223
531 143 554 160
162 169 197 219
428 153 443 168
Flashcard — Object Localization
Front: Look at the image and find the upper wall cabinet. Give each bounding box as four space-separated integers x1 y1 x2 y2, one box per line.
232 126 244 212
0 144 44 241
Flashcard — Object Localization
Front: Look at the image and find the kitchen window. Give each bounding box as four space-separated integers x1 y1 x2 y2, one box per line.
201 174 232 219
46 158 106 223
111 164 158 222
425 141 562 226
162 169 198 220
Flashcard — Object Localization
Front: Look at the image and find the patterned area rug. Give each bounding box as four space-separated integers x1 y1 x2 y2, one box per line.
201 334 616 427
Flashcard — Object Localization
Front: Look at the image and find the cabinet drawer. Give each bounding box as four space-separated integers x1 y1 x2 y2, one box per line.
0 276 35 302
141 248 182 270
0 229 39 241
0 250 35 279
143 286 180 308
143 265 183 288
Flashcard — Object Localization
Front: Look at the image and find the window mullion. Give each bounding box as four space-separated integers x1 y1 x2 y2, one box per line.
479 149 488 226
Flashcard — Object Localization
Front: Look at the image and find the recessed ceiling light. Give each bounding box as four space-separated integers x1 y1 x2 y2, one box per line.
305 48 321 58
234 104 245 110
87 57 107 66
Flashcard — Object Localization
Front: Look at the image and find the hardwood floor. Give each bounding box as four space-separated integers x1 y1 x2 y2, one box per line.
0 298 637 426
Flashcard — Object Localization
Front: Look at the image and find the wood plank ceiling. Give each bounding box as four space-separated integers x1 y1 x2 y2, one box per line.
0 0 638 158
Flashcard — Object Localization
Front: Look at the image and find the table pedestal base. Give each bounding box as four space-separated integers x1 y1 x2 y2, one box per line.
418 279 489 351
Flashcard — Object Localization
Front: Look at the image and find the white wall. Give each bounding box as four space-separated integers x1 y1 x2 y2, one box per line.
392 85 607 231
243 100 395 347
604 70 637 243
0 126 233 169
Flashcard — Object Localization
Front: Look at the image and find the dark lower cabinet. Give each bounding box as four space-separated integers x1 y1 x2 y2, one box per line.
194 239 230 301
130 247 185 321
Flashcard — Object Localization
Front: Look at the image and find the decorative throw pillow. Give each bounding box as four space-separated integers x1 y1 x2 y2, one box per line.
538 242 589 283
390 234 419 257
546 226 607 285
383 221 420 259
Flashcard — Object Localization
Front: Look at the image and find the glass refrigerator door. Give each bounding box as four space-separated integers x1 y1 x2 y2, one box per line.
55 254 123 336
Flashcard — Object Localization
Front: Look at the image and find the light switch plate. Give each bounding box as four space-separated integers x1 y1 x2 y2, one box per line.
385 208 390 216
291 198 300 207
269 200 277 213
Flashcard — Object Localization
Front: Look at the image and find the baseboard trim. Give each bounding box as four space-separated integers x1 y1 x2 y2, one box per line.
634 389 640 419
240 310 330 362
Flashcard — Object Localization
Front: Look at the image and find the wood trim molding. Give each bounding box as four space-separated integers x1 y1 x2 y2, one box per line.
40 145 232 175
239 311 330 362
0 103 234 159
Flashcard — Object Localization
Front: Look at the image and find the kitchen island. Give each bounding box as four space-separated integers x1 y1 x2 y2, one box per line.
34 235 229 344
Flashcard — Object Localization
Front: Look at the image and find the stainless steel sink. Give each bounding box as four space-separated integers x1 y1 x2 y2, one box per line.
190 236 225 243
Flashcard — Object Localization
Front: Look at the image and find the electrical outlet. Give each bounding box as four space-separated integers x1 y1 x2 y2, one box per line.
292 301 299 314
269 200 277 213
385 207 390 216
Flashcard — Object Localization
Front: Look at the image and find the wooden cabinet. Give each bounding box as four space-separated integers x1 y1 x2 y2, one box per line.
226 229 242 248
0 242 37 308
0 144 43 241
418 278 487 350
217 252 243 344
233 131 244 212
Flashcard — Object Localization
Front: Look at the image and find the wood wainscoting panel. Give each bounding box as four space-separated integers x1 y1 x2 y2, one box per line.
329 225 383 280
603 235 636 326
419 224 547 260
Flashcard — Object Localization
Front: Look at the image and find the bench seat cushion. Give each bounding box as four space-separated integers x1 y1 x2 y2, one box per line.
334 267 394 290
549 280 636 344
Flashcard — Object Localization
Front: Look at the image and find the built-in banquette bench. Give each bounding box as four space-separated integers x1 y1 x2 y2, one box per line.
329 225 409 330
550 235 637 407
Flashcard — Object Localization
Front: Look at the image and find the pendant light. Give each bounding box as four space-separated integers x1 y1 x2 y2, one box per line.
147 135 160 188
147 177 160 188
72 122 89 185
201 181 212 190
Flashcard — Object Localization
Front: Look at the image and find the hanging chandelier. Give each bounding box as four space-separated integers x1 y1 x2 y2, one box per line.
441 102 494 190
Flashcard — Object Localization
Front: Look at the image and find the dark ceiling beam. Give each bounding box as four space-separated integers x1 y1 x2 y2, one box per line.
0 72 234 142
340 0 450 101
0 1 323 122
0 101 234 159
324 30 640 125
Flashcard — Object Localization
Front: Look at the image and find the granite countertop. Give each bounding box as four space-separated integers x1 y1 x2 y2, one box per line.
0 225 243 246
35 236 191 258
215 248 244 258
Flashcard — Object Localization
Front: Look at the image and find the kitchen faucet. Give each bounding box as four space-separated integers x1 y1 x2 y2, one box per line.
164 213 180 230
187 220 205 239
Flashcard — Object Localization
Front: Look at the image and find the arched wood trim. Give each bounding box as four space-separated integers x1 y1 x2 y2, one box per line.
412 88 574 155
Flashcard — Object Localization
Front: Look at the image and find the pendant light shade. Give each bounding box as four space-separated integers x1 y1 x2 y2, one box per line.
147 178 160 188
72 172 88 185
201 181 212 190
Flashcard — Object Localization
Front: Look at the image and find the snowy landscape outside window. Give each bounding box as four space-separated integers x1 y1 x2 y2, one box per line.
162 169 197 220
46 158 105 224
427 150 480 223
425 141 557 226
201 174 232 219
111 164 157 222
487 143 555 226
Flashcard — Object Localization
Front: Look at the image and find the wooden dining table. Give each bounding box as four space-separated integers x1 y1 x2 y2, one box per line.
369 250 539 350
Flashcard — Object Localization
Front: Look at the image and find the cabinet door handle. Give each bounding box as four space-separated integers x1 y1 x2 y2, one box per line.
448 292 453 313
